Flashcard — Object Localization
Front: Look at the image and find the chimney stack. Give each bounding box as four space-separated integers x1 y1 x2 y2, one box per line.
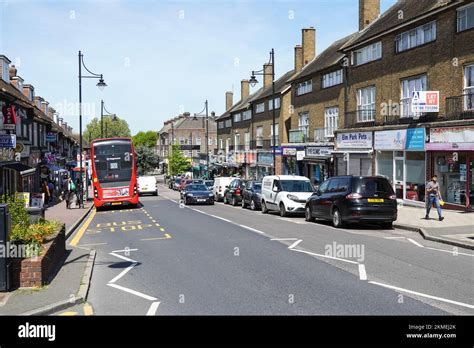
241 79 249 100
294 45 303 72
263 64 273 89
34 96 44 109
302 27 316 67
22 84 34 101
9 65 17 79
225 91 233 110
359 0 380 31
41 101 49 115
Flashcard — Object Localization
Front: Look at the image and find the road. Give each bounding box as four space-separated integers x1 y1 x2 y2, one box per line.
65 182 474 315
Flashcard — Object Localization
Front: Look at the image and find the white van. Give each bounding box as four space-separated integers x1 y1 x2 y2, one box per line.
261 175 314 216
212 177 235 202
137 176 158 196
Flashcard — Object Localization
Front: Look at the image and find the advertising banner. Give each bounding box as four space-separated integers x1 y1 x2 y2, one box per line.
405 128 425 150
430 126 474 143
1 105 17 130
411 91 439 113
336 132 372 149
374 129 406 150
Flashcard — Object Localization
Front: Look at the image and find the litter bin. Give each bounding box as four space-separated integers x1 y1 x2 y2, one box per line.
0 204 12 291
27 206 45 224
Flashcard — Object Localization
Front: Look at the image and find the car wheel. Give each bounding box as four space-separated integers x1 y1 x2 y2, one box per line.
223 195 228 204
261 201 268 214
381 221 393 229
232 197 237 206
184 198 188 205
241 198 247 209
279 203 287 217
305 205 314 222
332 208 344 228
250 199 256 211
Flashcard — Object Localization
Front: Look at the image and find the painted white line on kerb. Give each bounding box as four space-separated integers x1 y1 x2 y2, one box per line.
358 264 367 280
291 249 359 265
288 239 303 249
107 283 158 301
238 225 266 235
407 238 424 248
109 262 137 284
270 238 298 241
146 301 161 316
109 252 136 263
369 281 474 309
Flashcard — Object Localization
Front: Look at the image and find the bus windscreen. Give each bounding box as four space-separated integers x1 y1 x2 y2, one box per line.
93 140 133 187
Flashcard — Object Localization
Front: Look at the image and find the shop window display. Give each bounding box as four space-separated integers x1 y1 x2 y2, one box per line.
405 152 425 202
434 154 467 205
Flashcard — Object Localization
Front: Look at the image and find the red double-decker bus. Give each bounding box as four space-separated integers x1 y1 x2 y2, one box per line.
91 137 139 209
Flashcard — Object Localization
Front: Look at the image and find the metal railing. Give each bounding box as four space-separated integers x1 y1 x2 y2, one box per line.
446 94 474 120
289 128 312 143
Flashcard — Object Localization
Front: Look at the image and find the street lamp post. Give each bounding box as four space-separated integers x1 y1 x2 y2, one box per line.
194 100 210 179
102 102 116 138
78 50 107 208
249 48 276 175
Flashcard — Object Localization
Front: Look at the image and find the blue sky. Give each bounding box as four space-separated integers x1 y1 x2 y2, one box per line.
0 0 396 134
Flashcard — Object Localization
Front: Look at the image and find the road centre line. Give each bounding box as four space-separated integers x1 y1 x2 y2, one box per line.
237 224 266 235
107 283 158 301
368 281 474 309
146 301 161 315
109 262 138 284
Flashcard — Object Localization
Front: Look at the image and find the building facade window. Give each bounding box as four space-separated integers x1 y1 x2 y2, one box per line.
219 139 223 150
357 86 376 122
233 113 241 122
226 138 230 152
218 121 224 129
244 132 250 151
401 74 427 118
322 69 343 88
208 137 212 146
196 137 201 145
225 119 231 127
395 21 436 53
256 126 263 147
457 3 474 32
270 124 279 146
268 97 281 110
296 80 312 96
255 103 265 113
352 42 382 66
179 137 185 145
324 107 339 137
234 133 240 147
464 64 474 110
243 110 251 120
298 112 309 137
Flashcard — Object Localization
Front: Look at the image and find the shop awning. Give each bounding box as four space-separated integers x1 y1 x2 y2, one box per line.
0 161 36 176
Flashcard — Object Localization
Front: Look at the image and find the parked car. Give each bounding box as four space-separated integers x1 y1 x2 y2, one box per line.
261 175 314 217
137 176 158 196
223 178 246 205
173 177 182 190
182 184 214 205
204 180 214 191
212 177 235 202
305 176 397 228
193 179 204 184
241 180 262 210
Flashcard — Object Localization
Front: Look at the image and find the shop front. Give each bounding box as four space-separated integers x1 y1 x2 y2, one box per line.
235 150 256 179
255 151 274 180
281 146 304 176
334 131 373 176
426 126 474 210
375 128 426 206
302 146 333 185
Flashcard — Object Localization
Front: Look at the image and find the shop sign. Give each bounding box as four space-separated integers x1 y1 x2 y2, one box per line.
283 148 297 156
257 152 274 165
374 129 407 150
296 151 305 161
0 134 16 148
306 147 332 157
1 105 17 130
0 148 14 161
411 91 439 113
336 132 372 149
405 128 425 150
46 132 57 142
430 126 474 143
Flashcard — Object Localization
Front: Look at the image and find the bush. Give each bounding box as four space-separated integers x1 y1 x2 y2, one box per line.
0 193 29 229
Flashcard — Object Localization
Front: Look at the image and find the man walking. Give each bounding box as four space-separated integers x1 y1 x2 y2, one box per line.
425 175 444 221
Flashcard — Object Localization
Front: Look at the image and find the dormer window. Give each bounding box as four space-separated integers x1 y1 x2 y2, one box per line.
352 42 382 66
0 55 12 83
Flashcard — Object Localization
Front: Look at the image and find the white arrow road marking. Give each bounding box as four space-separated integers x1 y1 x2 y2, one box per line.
358 264 367 280
369 281 474 309
146 301 161 316
288 239 303 249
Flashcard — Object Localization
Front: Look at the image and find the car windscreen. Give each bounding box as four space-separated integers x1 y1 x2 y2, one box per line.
93 140 133 187
353 178 394 196
280 180 313 192
186 184 208 191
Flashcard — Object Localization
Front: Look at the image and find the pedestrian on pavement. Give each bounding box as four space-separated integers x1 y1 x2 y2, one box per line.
425 175 444 221
75 178 83 208
63 175 75 209
41 180 51 205
48 181 55 204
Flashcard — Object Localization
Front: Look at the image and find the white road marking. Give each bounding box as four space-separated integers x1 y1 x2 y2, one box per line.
107 283 158 301
277 217 305 224
288 239 303 249
407 238 424 248
77 242 107 246
369 281 474 309
238 224 266 234
146 301 161 315
270 238 299 241
112 248 139 253
425 246 473 257
291 248 359 265
358 264 367 280
109 262 138 284
384 236 406 239
109 252 136 263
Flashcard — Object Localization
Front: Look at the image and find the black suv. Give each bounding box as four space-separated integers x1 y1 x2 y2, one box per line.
223 178 246 206
305 176 397 228
241 180 262 210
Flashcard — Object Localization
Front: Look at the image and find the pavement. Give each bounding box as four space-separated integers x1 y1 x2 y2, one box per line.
0 187 95 316
394 204 474 249
64 182 473 316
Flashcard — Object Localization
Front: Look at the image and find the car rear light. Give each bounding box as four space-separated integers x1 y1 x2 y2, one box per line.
346 193 362 200
236 188 241 195
389 194 397 200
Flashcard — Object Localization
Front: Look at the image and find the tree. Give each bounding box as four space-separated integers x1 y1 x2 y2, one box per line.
135 146 160 175
167 144 191 176
133 131 158 148
84 117 131 143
